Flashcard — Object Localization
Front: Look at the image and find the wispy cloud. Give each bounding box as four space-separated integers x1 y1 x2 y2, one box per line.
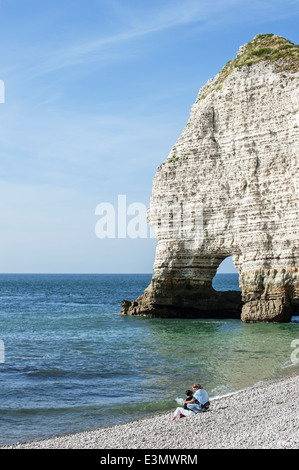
22 1 204 79
0 0 298 273
14 0 298 81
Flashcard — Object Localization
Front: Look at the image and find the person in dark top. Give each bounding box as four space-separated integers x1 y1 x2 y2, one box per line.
183 390 195 409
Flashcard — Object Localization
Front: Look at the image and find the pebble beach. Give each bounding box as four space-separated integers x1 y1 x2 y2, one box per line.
3 372 298 450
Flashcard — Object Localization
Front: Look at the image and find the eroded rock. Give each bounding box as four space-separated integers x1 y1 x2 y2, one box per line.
121 35 299 322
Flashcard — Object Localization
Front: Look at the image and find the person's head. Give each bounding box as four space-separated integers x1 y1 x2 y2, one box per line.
185 389 193 397
192 383 202 391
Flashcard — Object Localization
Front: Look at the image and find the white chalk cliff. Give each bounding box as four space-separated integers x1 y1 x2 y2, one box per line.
121 34 299 322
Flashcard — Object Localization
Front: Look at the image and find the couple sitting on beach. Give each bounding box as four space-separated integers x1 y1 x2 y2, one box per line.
171 383 210 420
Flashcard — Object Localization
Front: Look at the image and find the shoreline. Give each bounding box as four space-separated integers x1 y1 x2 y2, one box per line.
2 371 299 449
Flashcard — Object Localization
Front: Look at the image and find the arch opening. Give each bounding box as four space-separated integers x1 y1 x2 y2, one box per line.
212 256 241 293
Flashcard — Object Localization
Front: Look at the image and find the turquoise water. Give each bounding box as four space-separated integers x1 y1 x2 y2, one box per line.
0 273 298 446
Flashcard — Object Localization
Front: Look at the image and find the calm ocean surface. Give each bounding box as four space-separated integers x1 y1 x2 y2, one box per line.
0 273 298 446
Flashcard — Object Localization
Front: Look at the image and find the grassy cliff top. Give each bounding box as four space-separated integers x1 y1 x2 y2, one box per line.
198 34 298 101
230 34 298 72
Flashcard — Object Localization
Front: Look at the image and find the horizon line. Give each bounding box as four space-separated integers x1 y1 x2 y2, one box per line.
0 271 239 275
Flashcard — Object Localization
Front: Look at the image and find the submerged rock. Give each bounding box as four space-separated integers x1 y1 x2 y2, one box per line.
121 34 299 322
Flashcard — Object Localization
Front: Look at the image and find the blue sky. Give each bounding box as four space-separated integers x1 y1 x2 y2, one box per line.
0 0 298 273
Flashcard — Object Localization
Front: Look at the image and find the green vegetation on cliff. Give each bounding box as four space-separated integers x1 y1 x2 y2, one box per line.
199 34 299 101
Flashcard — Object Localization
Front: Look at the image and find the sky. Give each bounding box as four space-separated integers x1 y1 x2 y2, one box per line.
0 0 298 274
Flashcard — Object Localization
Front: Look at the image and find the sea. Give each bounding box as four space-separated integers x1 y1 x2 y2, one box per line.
0 273 298 446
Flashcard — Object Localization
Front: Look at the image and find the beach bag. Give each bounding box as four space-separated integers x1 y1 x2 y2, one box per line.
201 401 210 410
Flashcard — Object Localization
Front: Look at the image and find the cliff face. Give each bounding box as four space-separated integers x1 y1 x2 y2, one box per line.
121 34 299 322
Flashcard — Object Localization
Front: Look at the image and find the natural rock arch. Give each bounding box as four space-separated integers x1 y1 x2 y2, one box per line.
121 35 299 322
212 256 239 291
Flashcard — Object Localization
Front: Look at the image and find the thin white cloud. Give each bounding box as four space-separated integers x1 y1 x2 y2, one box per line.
16 0 298 81
11 1 231 79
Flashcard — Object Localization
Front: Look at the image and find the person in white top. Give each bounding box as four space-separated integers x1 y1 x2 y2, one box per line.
185 383 210 413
